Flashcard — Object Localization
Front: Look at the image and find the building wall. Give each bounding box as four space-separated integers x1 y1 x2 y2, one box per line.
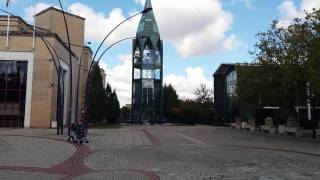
35 8 91 122
35 8 85 58
77 47 92 121
0 9 91 128
214 75 225 123
0 16 29 32
0 33 78 128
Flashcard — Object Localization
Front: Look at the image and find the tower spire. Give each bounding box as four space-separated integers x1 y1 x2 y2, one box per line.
137 0 160 46
144 0 152 9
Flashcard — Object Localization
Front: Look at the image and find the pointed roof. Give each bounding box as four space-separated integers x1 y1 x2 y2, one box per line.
136 0 160 46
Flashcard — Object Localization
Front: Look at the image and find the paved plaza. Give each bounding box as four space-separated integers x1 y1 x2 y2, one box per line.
0 125 319 180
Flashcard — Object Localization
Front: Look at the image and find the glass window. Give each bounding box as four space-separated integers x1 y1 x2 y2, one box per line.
143 49 152 65
142 70 154 79
155 69 161 80
0 60 27 127
137 22 144 32
155 51 161 67
226 70 237 97
0 90 5 102
0 77 5 89
134 48 141 65
134 68 141 79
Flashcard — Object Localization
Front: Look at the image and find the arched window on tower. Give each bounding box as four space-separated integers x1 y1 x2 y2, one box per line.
143 47 152 65
134 47 141 65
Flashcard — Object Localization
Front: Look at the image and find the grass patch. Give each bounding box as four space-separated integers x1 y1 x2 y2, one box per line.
92 123 122 129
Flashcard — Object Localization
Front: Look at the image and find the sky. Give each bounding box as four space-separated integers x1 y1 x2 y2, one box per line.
1 0 320 106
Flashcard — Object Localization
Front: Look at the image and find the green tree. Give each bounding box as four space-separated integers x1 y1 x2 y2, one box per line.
163 84 180 116
251 9 320 114
104 83 120 124
104 83 113 122
111 90 120 123
88 64 107 124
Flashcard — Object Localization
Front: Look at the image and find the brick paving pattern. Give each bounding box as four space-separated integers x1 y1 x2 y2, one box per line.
0 126 319 179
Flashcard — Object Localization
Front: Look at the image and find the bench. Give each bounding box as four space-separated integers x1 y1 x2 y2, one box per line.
284 127 303 137
261 125 276 134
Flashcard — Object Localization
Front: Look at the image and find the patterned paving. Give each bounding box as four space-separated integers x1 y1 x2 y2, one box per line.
0 126 319 180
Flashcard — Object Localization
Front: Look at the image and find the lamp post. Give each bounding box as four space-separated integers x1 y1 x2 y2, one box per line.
83 7 152 126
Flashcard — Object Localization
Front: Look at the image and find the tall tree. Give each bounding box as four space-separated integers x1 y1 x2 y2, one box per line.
104 83 120 123
163 84 180 116
88 64 107 124
251 11 320 112
104 83 113 122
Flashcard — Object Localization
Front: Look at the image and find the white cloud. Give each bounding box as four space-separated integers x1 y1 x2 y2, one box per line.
164 67 212 99
68 3 141 45
24 3 51 22
101 55 212 106
101 55 132 107
278 0 320 26
25 0 238 58
229 0 254 9
137 0 238 57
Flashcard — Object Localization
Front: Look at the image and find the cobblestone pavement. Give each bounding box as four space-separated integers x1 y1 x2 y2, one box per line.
0 126 319 180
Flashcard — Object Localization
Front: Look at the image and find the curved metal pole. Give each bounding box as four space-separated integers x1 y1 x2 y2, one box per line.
84 36 145 127
58 0 73 136
92 11 143 63
0 8 65 133
82 7 152 127
75 42 90 124
96 37 145 64
40 37 65 135
89 7 152 76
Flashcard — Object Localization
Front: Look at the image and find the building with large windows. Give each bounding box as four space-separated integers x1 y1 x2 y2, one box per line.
131 0 163 123
0 7 92 128
213 64 237 124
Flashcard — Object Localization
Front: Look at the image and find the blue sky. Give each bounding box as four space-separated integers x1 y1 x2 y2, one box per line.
1 0 317 106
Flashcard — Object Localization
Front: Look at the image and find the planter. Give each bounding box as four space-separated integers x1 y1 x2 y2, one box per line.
278 125 286 135
51 121 57 128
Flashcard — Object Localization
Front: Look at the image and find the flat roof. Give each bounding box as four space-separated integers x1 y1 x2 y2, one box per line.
0 15 30 27
213 63 235 77
0 30 77 58
36 7 85 20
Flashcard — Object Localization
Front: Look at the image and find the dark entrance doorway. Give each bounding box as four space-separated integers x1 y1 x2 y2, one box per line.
0 61 28 128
